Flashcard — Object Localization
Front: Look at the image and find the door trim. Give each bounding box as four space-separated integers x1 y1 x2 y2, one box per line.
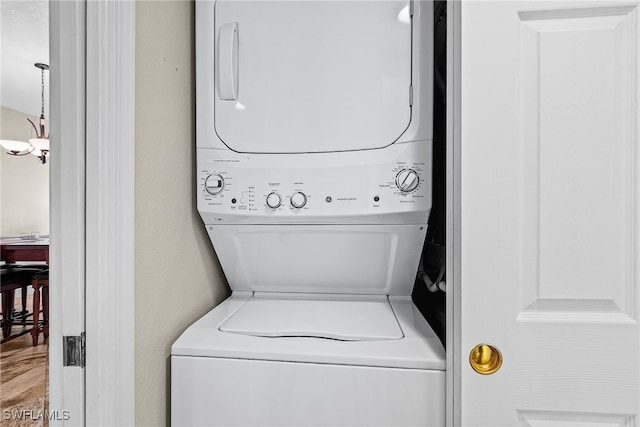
85 1 136 425
446 1 462 426
51 1 136 425
49 1 87 424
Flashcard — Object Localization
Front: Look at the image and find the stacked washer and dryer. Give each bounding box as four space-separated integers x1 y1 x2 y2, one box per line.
171 0 445 425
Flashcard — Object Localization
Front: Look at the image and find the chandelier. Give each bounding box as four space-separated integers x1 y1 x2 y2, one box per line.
0 63 50 164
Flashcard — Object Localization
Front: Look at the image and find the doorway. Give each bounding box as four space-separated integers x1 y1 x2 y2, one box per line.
0 0 51 423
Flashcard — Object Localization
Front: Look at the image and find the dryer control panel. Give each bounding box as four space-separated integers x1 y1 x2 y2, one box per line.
197 140 432 225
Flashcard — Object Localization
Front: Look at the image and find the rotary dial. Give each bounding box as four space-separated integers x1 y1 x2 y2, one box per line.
290 192 307 209
395 169 420 193
205 174 225 195
266 192 282 209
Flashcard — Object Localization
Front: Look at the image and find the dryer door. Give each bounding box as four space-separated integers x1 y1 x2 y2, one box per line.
213 0 412 153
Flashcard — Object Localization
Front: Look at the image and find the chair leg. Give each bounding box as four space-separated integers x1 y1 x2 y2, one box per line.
31 283 41 346
20 285 28 321
42 285 49 339
1 290 15 339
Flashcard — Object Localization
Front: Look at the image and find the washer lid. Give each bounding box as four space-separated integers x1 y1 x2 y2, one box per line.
213 0 412 153
219 294 404 341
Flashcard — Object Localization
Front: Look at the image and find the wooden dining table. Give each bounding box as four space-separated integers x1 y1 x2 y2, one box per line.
1 237 50 265
1 237 50 344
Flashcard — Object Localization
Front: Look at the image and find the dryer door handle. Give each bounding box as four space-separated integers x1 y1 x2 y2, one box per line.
218 22 239 100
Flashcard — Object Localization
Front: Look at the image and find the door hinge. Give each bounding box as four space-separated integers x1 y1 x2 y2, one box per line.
409 85 413 106
63 332 85 367
409 0 414 17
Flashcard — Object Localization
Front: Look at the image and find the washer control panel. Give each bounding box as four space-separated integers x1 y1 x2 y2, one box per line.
197 140 431 224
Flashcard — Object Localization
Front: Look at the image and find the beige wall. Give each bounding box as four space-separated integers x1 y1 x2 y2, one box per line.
0 106 49 237
135 1 230 425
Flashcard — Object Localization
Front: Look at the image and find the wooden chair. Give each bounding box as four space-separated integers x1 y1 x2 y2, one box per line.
31 269 49 346
0 266 44 343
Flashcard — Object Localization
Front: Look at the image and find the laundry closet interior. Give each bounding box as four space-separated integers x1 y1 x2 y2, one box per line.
173 0 449 425
168 0 640 424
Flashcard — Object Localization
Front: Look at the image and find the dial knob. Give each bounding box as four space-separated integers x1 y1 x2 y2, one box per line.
205 174 225 195
290 192 307 209
395 169 420 193
266 192 282 209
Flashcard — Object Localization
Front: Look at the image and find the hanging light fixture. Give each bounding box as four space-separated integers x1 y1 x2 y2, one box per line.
0 63 49 164
0 139 33 155
28 63 50 163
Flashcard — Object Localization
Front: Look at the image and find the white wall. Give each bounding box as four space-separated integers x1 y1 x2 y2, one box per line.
135 1 230 425
0 106 49 237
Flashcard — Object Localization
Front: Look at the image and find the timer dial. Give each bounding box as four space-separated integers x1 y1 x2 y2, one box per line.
290 192 307 209
395 169 420 193
266 192 282 209
205 174 225 195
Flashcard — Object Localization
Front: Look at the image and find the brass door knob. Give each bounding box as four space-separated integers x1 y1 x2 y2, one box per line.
469 343 502 375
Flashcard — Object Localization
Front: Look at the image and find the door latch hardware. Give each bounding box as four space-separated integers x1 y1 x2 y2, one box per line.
63 332 85 367
469 343 502 375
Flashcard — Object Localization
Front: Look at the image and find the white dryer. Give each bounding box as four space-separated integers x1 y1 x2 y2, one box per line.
172 1 444 425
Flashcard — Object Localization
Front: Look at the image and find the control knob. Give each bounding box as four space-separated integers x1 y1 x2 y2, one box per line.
205 173 225 195
266 192 282 209
395 169 419 193
290 192 307 209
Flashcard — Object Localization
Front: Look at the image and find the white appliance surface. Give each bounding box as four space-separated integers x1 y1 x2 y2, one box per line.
197 0 433 153
178 0 441 424
219 293 404 340
172 294 445 426
172 356 445 427
209 224 425 295
172 293 445 370
197 140 432 225
214 0 410 153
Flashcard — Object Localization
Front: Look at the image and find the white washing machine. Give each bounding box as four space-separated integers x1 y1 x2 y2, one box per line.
172 1 444 425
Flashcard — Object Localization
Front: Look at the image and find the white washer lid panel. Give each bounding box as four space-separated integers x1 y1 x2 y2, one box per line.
214 0 412 153
172 293 446 370
219 294 403 340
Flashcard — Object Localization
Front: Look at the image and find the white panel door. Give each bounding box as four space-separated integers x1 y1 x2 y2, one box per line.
213 0 412 154
458 1 640 425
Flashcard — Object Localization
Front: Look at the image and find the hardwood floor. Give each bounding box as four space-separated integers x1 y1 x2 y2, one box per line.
0 295 49 427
